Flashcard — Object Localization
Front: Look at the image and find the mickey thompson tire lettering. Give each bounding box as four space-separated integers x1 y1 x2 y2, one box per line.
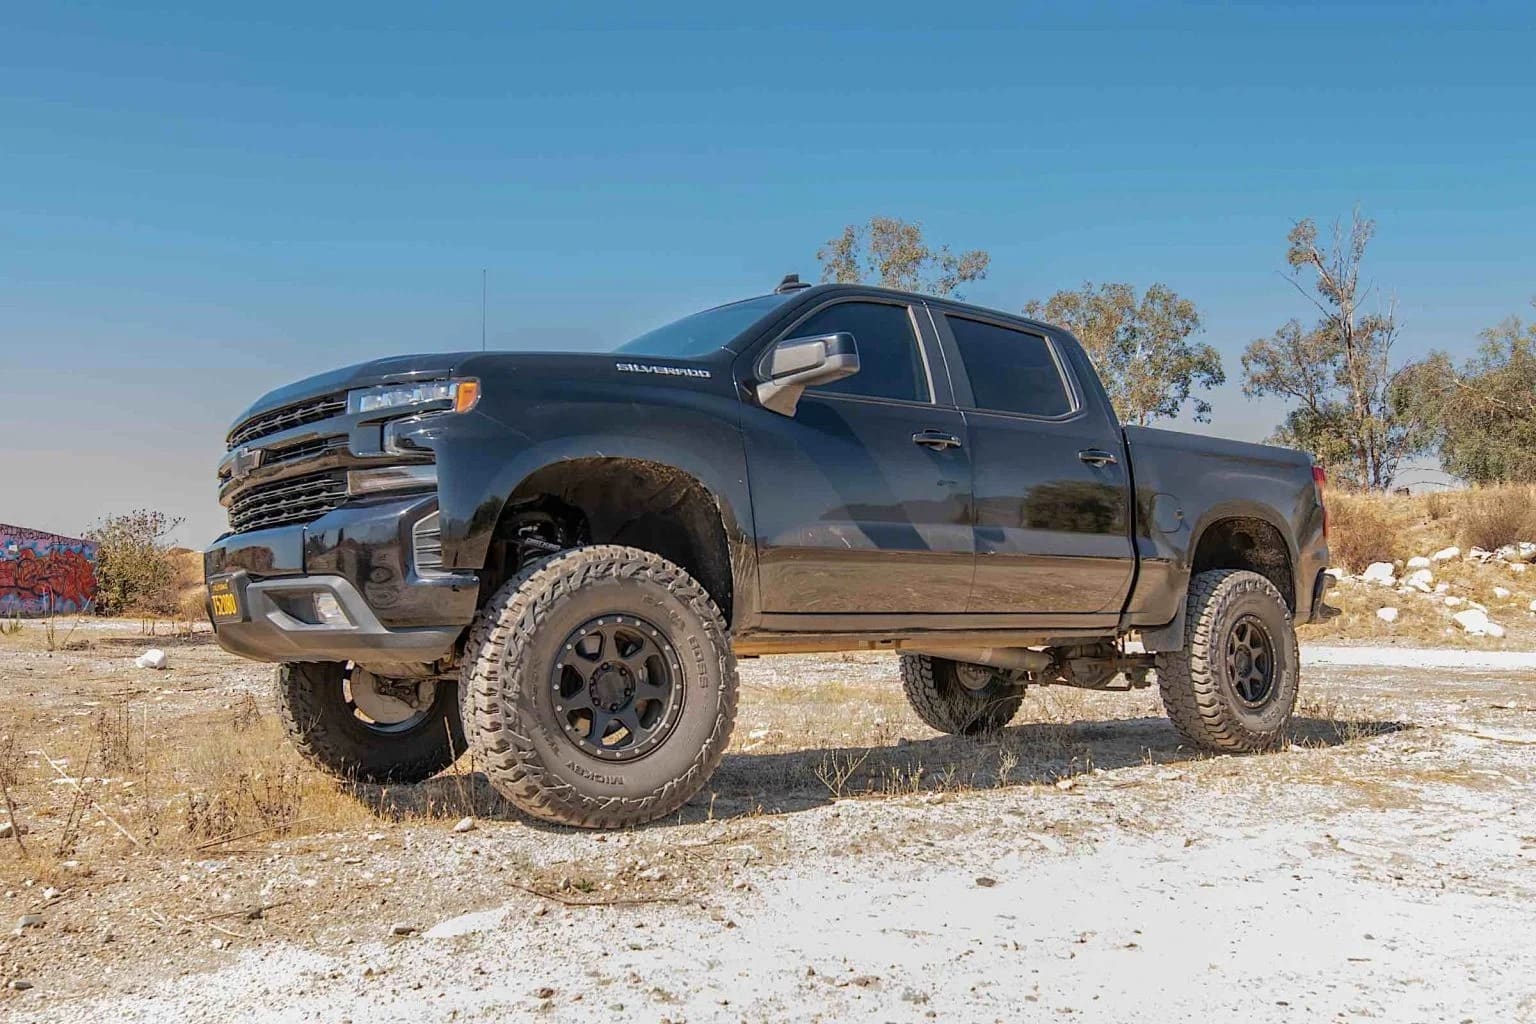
275 661 465 785
458 545 738 828
1154 568 1300 752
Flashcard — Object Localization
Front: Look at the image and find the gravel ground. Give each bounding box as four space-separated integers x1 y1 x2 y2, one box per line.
2 633 1535 1022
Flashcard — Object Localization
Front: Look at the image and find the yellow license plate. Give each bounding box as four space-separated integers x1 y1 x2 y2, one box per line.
208 579 241 621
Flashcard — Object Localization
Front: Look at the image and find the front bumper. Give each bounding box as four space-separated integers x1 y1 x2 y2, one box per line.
204 493 479 664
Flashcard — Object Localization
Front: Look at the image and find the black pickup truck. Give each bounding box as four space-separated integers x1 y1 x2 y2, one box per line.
206 278 1331 827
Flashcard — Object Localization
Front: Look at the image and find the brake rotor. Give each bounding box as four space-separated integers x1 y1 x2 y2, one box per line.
348 669 434 725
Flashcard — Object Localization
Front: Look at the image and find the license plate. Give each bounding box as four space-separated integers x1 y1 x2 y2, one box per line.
207 577 243 622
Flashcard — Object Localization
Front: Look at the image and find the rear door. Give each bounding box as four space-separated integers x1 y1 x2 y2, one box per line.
933 310 1135 614
739 296 974 615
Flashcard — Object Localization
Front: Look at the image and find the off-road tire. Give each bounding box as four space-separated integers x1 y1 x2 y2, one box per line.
1154 569 1299 752
459 545 737 828
276 662 464 784
899 654 1023 736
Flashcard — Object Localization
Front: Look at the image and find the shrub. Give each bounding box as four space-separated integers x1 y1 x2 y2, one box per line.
1326 492 1404 571
85 509 186 616
1456 486 1536 551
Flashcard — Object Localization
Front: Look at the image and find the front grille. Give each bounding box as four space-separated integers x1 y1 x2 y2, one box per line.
264 435 348 468
228 394 348 449
228 472 347 533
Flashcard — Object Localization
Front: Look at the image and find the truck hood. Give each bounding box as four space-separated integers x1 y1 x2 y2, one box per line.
232 352 481 427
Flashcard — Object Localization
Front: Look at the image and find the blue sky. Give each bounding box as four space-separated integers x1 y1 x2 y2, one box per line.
4 1 1534 544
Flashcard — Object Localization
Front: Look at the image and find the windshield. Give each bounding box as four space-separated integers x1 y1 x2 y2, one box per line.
613 293 794 358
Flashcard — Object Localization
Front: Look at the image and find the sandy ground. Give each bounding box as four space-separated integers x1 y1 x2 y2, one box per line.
2 628 1535 1022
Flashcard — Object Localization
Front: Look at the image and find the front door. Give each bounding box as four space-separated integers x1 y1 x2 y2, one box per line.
740 298 973 615
933 310 1136 615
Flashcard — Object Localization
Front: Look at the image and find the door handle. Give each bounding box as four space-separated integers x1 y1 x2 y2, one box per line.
1077 448 1118 466
912 430 963 451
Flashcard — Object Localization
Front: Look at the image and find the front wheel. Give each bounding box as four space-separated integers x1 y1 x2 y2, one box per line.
459 545 738 829
276 662 464 783
1154 569 1299 752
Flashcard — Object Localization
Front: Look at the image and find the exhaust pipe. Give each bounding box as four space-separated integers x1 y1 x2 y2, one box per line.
909 647 1053 673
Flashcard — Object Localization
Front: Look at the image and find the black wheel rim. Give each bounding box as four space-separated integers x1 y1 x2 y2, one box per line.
1225 614 1276 708
550 614 683 762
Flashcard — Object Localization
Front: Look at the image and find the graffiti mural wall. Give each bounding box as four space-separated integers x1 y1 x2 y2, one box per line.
0 523 98 617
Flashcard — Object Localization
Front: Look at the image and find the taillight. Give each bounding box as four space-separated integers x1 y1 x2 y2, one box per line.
1312 465 1328 539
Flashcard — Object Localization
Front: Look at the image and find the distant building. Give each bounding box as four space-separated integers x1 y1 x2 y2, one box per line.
0 523 98 616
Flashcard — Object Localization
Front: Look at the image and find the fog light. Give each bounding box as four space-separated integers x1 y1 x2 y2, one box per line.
313 592 351 627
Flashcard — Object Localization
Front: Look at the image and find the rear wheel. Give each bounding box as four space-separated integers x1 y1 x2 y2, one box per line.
1154 569 1299 752
459 545 737 828
899 654 1023 736
276 662 464 784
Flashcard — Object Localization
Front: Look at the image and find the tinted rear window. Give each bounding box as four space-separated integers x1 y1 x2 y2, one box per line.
946 316 1072 417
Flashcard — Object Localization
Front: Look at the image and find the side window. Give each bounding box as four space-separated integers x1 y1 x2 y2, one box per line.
946 316 1073 418
791 301 930 404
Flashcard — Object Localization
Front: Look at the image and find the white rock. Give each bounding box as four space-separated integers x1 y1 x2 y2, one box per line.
134 648 168 670
1528 599 1536 612
1493 587 1512 600
1453 608 1506 637
1406 556 1432 569
1469 547 1493 563
1375 607 1399 623
1431 546 1461 562
1518 541 1536 562
451 817 476 834
1361 562 1397 586
1404 568 1433 587
1324 567 1346 580
1444 596 1465 607
1511 563 1528 574
1435 582 1450 594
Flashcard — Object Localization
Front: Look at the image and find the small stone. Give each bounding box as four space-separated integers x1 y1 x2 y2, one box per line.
1054 778 1075 790
902 987 931 1004
1376 607 1399 623
1435 582 1450 594
9 979 33 991
212 938 227 950
975 876 998 888
452 817 476 834
1361 562 1397 586
1493 587 1512 600
747 728 770 741
532 986 556 999
0 821 25 839
1405 556 1431 569
389 922 417 936
1432 546 1461 562
367 832 386 842
134 648 168 670
41 887 60 901
1445 596 1465 607
16 915 42 930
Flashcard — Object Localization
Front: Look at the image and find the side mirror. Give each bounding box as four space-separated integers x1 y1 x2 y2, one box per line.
755 332 860 416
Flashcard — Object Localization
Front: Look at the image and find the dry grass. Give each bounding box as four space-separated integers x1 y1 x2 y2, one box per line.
1454 485 1536 551
1327 491 1412 571
0 694 500 885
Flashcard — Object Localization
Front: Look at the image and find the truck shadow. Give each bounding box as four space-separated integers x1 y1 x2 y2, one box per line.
377 713 1409 828
693 713 1411 822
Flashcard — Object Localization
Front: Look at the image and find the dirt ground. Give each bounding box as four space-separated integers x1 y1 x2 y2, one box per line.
2 622 1535 1022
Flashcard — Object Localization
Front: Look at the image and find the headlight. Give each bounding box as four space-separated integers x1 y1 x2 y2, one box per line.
347 378 480 415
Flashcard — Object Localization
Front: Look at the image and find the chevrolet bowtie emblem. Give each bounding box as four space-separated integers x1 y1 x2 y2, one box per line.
231 446 265 481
